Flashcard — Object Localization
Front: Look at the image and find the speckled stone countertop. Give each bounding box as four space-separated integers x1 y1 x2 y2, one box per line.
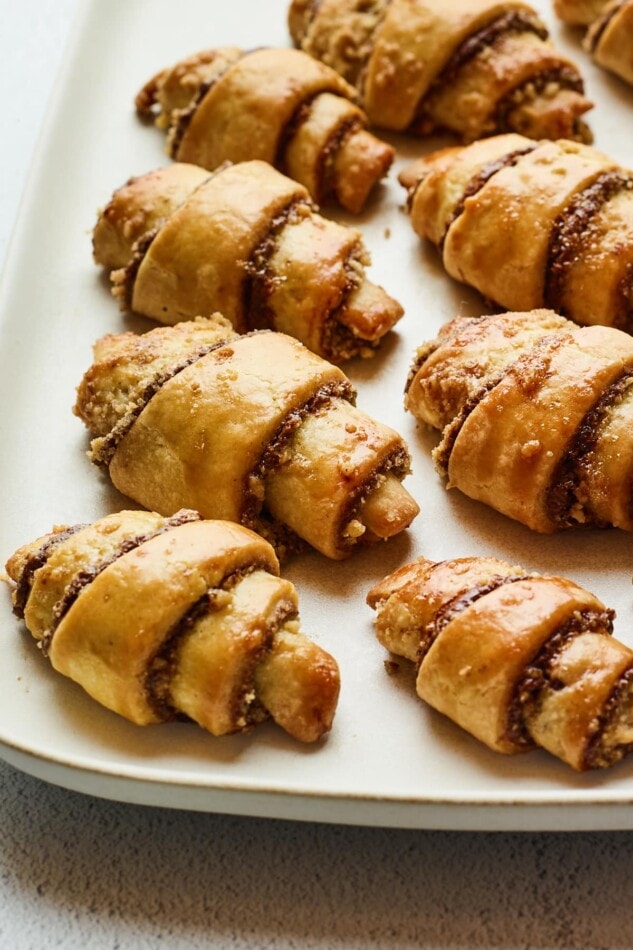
2 3 633 948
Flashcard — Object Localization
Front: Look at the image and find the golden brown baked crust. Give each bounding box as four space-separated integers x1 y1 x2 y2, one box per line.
367 555 633 770
584 1 633 86
93 160 403 363
405 308 633 533
5 510 340 742
135 46 395 214
288 0 592 142
74 316 419 560
91 164 210 272
553 0 609 25
400 135 633 333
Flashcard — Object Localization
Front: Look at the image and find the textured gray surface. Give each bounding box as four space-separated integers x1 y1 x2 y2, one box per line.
3 4 633 947
3 757 633 950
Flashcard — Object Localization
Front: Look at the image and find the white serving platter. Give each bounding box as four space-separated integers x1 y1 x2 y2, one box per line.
1 0 633 830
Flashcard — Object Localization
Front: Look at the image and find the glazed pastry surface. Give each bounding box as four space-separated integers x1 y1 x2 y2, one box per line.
5 510 340 742
135 46 395 213
288 0 593 142
405 309 633 533
75 316 419 560
93 160 403 362
368 555 633 770
399 135 633 333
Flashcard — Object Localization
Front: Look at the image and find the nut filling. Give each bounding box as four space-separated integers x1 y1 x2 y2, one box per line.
440 146 539 248
584 0 626 54
547 370 633 527
420 574 526 667
510 608 616 749
144 564 298 723
243 200 373 360
12 524 88 619
89 340 231 468
40 510 202 656
432 376 505 477
416 11 549 127
546 172 633 328
494 65 587 131
584 664 633 769
242 197 318 330
166 51 251 158
244 379 355 526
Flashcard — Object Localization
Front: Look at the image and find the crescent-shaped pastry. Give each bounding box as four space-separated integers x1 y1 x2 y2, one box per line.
584 1 633 86
74 315 420 560
399 135 633 333
5 510 340 742
288 0 593 142
134 46 395 214
367 555 633 770
405 308 633 533
92 160 403 362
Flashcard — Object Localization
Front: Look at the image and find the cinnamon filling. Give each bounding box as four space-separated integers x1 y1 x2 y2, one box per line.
546 171 633 328
419 572 526 667
242 197 317 331
433 332 572 476
114 228 158 312
277 90 363 194
403 339 442 398
336 443 412 550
